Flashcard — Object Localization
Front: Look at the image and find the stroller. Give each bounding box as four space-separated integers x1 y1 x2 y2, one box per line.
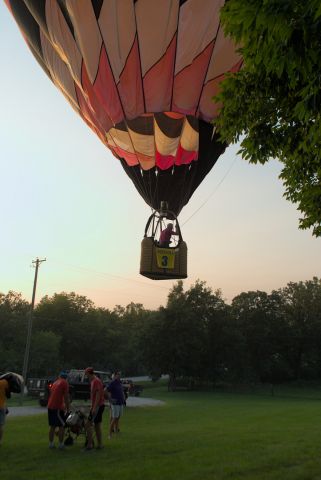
64 409 90 447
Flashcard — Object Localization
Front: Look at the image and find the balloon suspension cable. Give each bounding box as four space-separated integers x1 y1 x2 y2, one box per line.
181 156 238 227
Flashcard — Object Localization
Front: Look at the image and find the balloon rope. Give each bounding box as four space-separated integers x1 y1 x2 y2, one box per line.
181 156 237 226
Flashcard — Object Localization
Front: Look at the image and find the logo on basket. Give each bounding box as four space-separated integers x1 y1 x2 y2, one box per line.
155 248 175 269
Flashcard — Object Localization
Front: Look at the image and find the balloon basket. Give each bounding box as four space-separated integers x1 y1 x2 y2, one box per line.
140 237 187 280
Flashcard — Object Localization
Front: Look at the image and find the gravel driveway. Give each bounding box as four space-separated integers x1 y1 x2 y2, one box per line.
8 397 164 417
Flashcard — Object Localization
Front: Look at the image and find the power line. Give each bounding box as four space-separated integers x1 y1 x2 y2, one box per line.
48 258 172 291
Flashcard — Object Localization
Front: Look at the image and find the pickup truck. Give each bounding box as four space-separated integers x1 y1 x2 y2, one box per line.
27 377 55 405
27 370 143 406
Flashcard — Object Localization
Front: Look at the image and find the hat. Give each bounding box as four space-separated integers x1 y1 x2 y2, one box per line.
59 371 68 379
85 367 94 375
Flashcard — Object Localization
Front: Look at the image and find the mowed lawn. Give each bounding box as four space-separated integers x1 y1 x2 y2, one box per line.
3 386 321 480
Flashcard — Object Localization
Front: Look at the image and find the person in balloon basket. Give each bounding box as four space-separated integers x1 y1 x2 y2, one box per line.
47 371 70 450
159 223 179 248
84 367 105 450
106 371 126 439
0 377 10 446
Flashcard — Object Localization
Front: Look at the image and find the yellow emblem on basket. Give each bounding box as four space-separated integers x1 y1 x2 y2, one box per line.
155 248 176 269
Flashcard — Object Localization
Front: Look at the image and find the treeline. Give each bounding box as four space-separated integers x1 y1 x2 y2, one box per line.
0 278 321 386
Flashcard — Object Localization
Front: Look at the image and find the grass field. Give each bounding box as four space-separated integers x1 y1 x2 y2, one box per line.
2 384 321 480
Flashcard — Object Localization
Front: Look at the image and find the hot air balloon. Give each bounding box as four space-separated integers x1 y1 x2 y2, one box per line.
5 0 242 279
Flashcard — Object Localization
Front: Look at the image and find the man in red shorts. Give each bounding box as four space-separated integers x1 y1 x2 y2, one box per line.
47 371 70 449
84 367 105 450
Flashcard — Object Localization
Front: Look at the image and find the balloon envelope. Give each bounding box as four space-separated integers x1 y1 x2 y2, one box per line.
5 0 242 215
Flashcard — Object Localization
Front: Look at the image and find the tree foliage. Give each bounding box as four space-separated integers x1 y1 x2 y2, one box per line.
0 292 29 372
1 279 321 387
215 0 321 236
276 277 321 379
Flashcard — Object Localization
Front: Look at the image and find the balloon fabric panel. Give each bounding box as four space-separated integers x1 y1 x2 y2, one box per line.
5 0 242 215
45 0 82 87
120 122 226 215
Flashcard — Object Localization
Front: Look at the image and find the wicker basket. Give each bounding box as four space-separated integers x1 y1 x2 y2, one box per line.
140 237 187 280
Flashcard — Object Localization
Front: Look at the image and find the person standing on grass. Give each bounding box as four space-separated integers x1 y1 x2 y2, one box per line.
106 371 126 439
84 367 105 450
47 371 70 450
0 377 10 446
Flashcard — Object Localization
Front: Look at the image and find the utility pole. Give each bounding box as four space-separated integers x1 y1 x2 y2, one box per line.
21 257 46 402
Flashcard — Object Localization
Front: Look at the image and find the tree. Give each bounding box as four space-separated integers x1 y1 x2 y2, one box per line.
34 292 130 370
0 291 30 372
111 303 152 375
29 331 61 376
141 280 234 388
184 281 234 384
215 0 321 236
231 290 290 382
140 281 207 386
277 277 321 379
34 292 95 335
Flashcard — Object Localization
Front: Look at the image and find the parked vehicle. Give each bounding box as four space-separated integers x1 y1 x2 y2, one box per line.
67 369 111 402
27 377 55 406
121 379 143 397
27 370 143 406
